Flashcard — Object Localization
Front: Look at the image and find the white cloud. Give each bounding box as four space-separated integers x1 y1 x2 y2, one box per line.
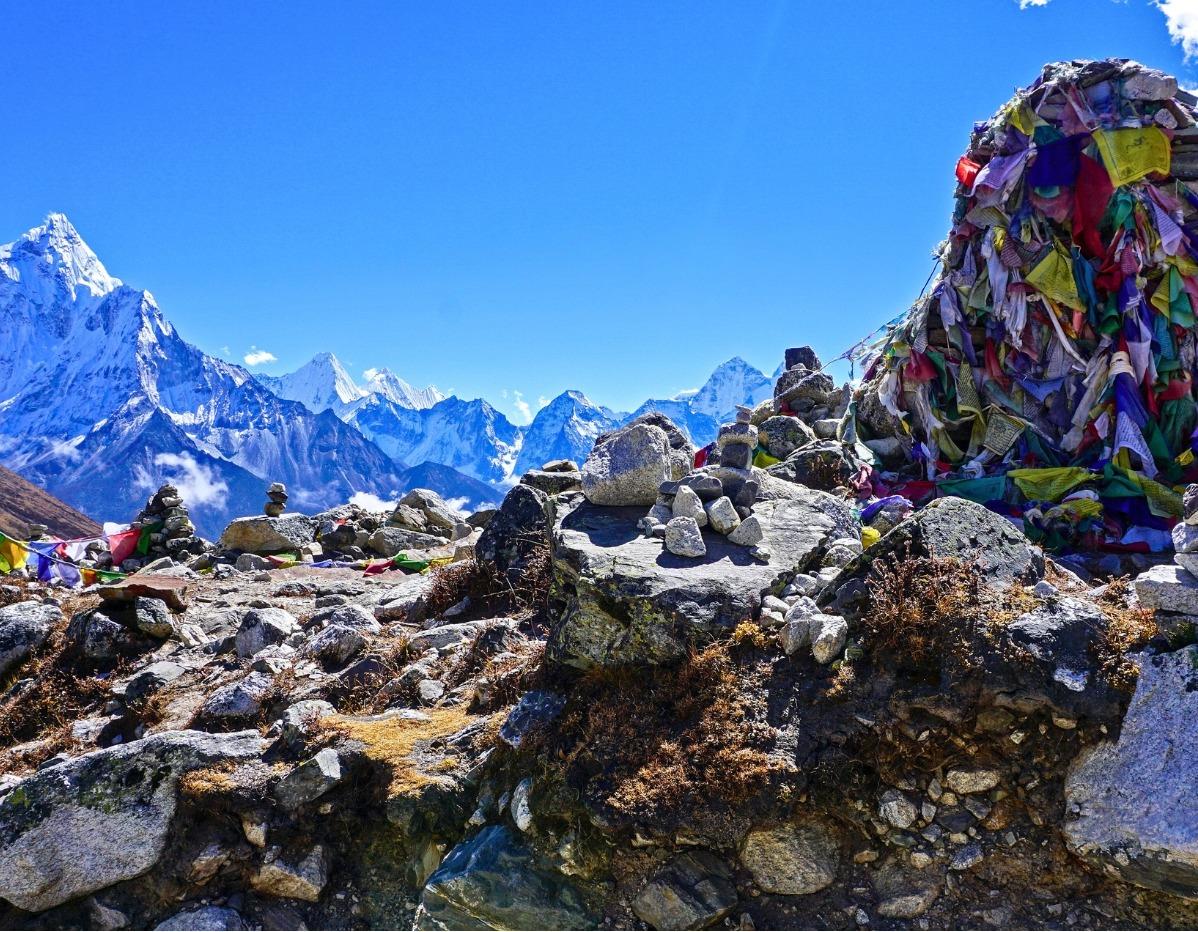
538 396 551 410
444 496 471 517
512 390 532 424
48 438 82 463
348 491 396 512
243 348 277 367
152 452 229 509
1017 0 1050 8
362 367 381 382
1156 0 1198 60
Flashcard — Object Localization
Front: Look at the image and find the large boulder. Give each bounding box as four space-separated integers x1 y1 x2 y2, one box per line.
1064 646 1198 898
758 415 818 460
399 488 460 534
476 483 550 580
236 607 300 658
765 439 861 491
367 526 448 558
218 514 316 554
417 825 597 930
0 601 61 680
550 487 857 668
0 730 263 912
581 423 674 507
824 496 1044 619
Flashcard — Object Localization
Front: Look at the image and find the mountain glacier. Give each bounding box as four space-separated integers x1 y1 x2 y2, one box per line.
0 214 778 538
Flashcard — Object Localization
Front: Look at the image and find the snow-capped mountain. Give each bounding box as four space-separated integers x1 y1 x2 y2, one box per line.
256 352 365 416
514 391 622 475
361 367 445 410
688 356 773 424
260 352 444 416
0 215 407 537
348 394 521 486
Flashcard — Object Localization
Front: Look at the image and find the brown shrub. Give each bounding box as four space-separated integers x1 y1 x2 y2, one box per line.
862 548 983 666
1094 578 1159 692
424 544 553 624
539 641 786 825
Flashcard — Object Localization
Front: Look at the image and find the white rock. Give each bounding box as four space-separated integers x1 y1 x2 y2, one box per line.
672 485 708 527
810 614 848 664
1134 563 1198 615
664 517 706 558
704 496 741 535
727 515 764 547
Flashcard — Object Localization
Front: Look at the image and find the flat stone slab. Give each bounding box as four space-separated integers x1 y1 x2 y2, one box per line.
97 576 191 612
1134 563 1198 615
549 487 856 668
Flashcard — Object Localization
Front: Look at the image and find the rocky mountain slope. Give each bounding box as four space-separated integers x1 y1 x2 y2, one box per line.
0 465 100 540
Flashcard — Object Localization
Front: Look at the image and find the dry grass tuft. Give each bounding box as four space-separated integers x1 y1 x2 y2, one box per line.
539 641 786 825
731 620 770 650
317 705 475 797
425 544 553 623
179 761 238 799
1093 578 1160 692
863 548 983 666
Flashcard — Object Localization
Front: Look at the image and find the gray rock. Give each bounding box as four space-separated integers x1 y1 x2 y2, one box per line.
155 906 246 931
235 607 300 658
408 618 515 654
810 613 847 664
945 767 1001 795
873 859 942 919
1064 646 1198 897
704 496 740 536
367 526 448 557
419 825 596 930
949 843 984 871
124 660 187 703
671 484 708 527
201 672 276 722
0 730 262 912
476 483 550 581
251 844 329 902
581 423 674 506
0 600 60 680
521 469 583 496
301 624 366 669
400 488 460 534
277 699 336 743
219 514 315 554
632 850 737 930
374 573 437 624
727 515 764 546
665 516 707 558
739 819 839 895
310 603 381 634
234 553 274 572
759 415 817 460
129 597 176 638
387 503 429 533
276 748 343 810
499 690 566 749
879 789 919 829
550 490 856 668
765 439 859 491
1134 563 1198 615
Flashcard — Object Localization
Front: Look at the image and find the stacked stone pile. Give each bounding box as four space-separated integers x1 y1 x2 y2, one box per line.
128 484 210 565
1134 481 1198 628
264 482 288 517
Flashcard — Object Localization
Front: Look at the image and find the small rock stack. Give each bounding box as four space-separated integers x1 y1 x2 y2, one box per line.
639 406 768 561
131 484 207 563
1132 482 1198 629
264 483 288 518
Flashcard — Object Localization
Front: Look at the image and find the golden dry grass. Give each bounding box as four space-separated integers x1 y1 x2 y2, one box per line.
318 705 476 797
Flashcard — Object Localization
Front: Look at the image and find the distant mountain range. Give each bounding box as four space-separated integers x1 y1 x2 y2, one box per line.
0 214 777 538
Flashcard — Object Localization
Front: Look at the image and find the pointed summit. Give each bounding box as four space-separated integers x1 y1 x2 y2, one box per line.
688 357 772 422
257 352 366 415
0 213 121 301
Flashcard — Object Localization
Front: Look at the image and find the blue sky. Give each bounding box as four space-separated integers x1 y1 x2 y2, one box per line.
3 1 1198 421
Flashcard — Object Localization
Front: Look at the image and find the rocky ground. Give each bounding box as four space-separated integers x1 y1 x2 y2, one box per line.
1 381 1197 930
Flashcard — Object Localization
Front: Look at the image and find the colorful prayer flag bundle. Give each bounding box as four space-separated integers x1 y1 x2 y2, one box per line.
854 59 1198 552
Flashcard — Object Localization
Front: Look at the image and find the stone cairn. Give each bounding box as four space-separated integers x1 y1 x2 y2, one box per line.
264 482 288 518
638 405 768 561
130 483 206 563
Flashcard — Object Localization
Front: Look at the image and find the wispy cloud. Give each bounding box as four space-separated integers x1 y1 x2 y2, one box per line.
362 367 381 382
512 390 532 424
538 396 550 410
135 452 229 509
349 491 396 511
1017 0 1050 8
243 348 277 367
1156 0 1198 60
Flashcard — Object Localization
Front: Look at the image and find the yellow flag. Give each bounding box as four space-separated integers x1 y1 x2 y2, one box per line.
1009 466 1093 502
0 536 29 574
1026 246 1084 311
1092 127 1171 188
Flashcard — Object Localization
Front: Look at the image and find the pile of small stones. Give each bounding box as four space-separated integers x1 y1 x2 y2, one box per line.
638 405 768 560
125 483 209 566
